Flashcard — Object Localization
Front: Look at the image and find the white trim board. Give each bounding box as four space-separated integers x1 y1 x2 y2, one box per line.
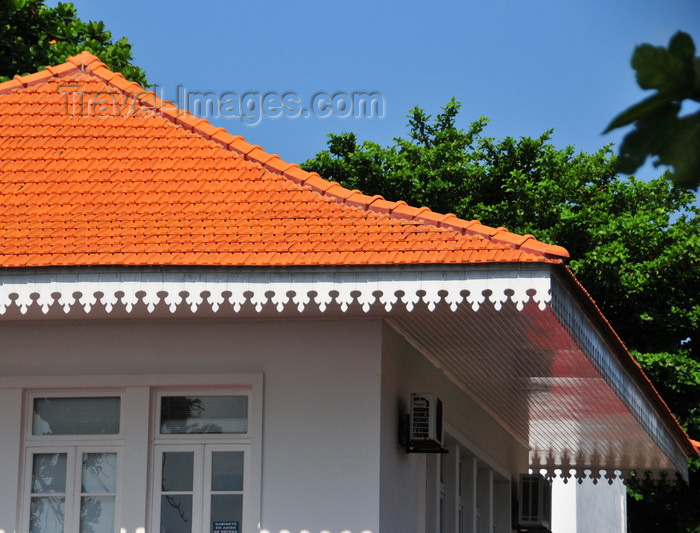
0 268 552 317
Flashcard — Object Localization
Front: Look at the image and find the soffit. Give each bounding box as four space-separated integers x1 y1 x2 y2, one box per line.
389 276 692 483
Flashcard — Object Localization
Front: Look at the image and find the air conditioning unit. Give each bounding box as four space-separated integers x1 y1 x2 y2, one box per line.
518 473 552 532
408 393 443 452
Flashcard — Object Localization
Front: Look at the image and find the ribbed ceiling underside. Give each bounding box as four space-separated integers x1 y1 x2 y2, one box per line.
389 299 680 480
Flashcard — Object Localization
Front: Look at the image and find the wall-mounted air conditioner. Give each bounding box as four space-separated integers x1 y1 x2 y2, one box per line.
518 473 552 532
408 393 444 452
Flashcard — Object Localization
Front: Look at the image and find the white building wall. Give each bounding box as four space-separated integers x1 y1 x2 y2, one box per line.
379 323 529 533
0 317 384 533
0 388 22 533
0 316 630 533
551 478 627 533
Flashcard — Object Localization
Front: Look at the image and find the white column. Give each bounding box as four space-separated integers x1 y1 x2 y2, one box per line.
477 468 493 533
551 477 577 533
493 480 511 533
462 457 478 533
444 445 460 533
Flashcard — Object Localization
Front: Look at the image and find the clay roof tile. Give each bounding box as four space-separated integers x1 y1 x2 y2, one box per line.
0 53 569 268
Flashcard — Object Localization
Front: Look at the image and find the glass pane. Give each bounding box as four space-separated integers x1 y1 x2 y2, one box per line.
30 496 65 533
210 495 242 533
160 396 247 434
160 495 192 533
82 453 117 493
33 397 120 435
80 496 115 533
211 452 243 492
32 454 67 494
161 452 194 492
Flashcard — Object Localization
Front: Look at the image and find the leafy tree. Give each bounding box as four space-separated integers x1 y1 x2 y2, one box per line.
605 31 700 189
302 98 700 532
303 99 699 360
0 0 146 85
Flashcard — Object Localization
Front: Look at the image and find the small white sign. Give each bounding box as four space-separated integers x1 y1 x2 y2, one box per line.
213 521 239 533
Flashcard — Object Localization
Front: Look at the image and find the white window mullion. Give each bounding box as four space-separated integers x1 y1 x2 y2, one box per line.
193 447 205 533
69 449 81 533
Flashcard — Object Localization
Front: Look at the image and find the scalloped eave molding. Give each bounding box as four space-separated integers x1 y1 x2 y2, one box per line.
531 467 666 484
0 269 552 316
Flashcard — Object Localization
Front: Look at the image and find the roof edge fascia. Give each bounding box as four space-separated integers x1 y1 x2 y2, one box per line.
551 265 696 473
0 265 553 318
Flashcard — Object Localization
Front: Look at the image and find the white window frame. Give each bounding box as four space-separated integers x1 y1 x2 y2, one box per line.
14 374 263 533
152 443 251 533
25 390 125 444
153 388 252 442
150 387 256 533
21 390 125 533
24 446 122 533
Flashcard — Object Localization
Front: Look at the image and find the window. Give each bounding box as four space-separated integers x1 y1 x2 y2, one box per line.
17 377 261 533
427 432 511 533
32 397 120 436
152 390 252 533
159 395 248 435
154 446 247 533
23 394 122 533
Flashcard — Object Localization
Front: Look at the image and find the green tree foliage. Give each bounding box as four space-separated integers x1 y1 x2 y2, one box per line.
605 31 700 189
303 99 700 532
303 98 699 361
0 0 146 85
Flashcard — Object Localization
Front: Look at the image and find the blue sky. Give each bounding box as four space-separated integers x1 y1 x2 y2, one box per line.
56 0 700 179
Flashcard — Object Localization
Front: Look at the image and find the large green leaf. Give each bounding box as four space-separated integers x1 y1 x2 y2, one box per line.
657 114 700 187
632 41 692 95
608 31 700 189
604 93 674 132
669 31 696 62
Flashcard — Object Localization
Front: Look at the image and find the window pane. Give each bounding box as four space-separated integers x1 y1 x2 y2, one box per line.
82 453 117 493
80 496 115 533
161 452 194 492
160 396 247 434
32 454 67 494
33 397 120 435
210 495 242 533
30 496 65 533
160 495 192 533
211 452 244 492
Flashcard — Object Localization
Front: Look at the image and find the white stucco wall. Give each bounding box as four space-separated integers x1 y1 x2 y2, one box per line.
0 317 383 533
0 315 629 533
551 477 627 533
379 323 529 533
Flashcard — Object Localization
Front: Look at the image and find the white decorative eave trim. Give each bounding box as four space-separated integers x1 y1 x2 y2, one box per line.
550 273 691 482
0 268 552 317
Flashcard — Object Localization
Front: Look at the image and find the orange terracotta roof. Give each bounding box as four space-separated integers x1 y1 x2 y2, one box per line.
692 439 700 456
0 52 569 268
